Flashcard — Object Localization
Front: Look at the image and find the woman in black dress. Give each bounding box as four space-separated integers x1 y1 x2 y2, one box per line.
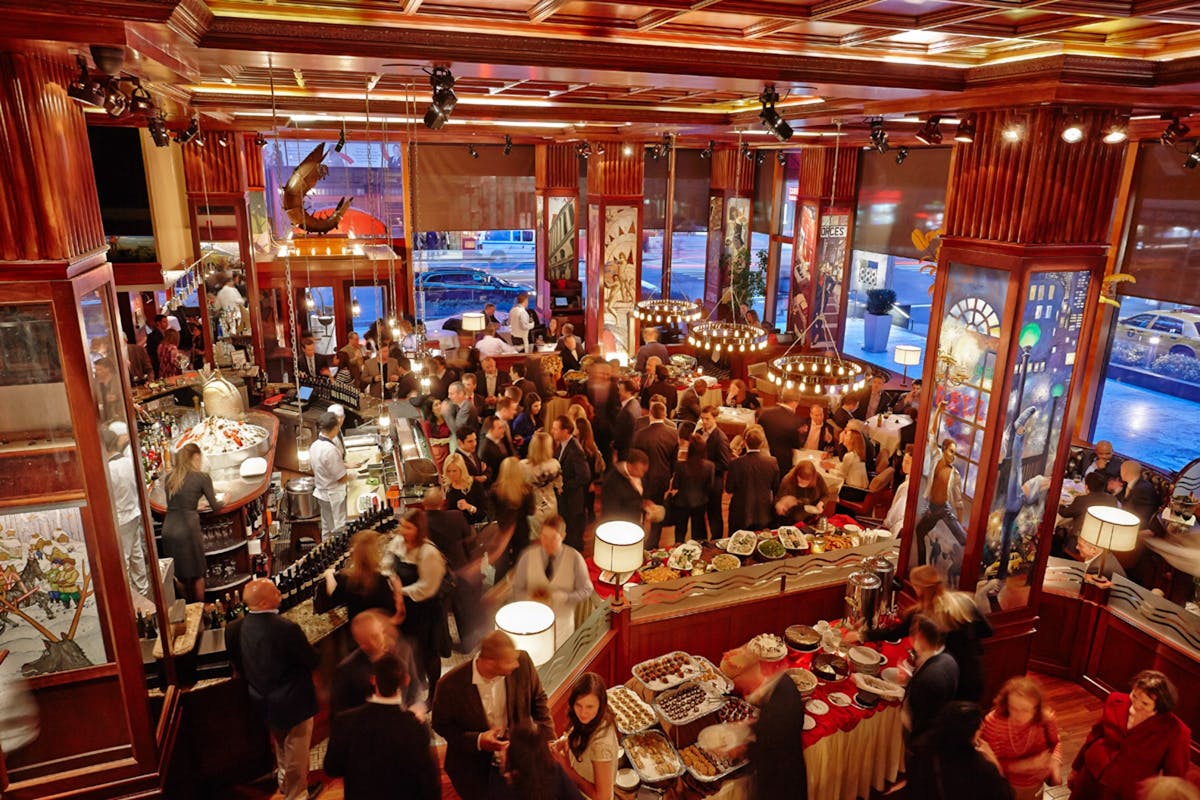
316 529 403 656
442 453 489 525
384 508 450 700
162 442 222 601
667 435 715 541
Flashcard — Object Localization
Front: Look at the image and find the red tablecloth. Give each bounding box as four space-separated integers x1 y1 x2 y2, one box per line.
586 556 642 601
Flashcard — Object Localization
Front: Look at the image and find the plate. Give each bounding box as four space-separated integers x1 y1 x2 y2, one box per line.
615 768 640 790
803 716 816 731
827 692 851 707
667 540 704 571
747 633 787 661
728 531 758 557
239 456 267 479
806 699 829 716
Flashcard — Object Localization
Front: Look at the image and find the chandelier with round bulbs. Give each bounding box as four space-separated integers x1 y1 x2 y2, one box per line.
687 320 768 355
766 352 868 395
633 298 703 325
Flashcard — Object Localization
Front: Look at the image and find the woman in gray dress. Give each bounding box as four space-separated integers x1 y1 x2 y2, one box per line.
162 443 222 601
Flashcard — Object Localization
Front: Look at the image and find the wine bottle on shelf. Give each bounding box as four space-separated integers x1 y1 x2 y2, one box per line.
212 600 225 629
136 611 146 639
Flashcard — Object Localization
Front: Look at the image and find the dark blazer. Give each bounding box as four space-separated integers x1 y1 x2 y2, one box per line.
1118 476 1160 527
758 405 803 476
831 407 854 431
460 448 489 483
325 702 440 800
612 398 642 461
904 651 959 741
587 379 620 457
726 451 780 531
475 369 510 401
479 435 515 481
146 329 164 377
600 467 644 524
432 652 554 800
672 459 714 510
394 372 419 400
702 426 732 478
854 389 900 420
632 422 679 502
297 352 331 378
635 341 670 373
426 508 474 570
558 438 591 524
676 388 702 424
557 341 584 374
225 611 319 730
330 644 421 715
1079 451 1122 481
905 742 1013 800
640 379 679 417
796 419 837 452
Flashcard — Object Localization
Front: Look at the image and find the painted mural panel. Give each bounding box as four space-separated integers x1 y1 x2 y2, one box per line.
602 205 639 354
704 197 723 308
547 196 577 281
813 208 850 347
914 263 1008 589
789 201 819 335
978 270 1090 611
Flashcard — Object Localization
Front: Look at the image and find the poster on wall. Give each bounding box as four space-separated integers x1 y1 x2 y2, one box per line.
913 263 1008 589
813 207 850 346
602 205 639 354
704 197 724 308
587 205 601 333
789 201 819 335
0 505 108 679
547 196 577 281
978 270 1090 612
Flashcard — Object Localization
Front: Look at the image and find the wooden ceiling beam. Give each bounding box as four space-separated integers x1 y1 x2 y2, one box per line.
811 0 887 21
527 0 571 24
401 0 424 14
742 19 802 38
1016 16 1110 35
636 0 727 31
1133 0 1199 15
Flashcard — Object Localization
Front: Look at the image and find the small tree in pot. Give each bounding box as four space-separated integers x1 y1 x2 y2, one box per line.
863 288 897 353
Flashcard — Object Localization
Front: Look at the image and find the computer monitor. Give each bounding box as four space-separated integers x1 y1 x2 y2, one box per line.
297 385 314 403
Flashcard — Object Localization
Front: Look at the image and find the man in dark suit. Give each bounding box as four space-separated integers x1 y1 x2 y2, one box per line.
1118 459 1161 528
676 378 706 425
1058 470 1120 546
557 334 585 374
330 610 421 716
457 428 491 486
423 487 485 652
635 326 670 373
427 356 454 402
600 448 650 527
225 579 321 800
442 381 481 436
1079 439 1122 482
551 415 591 552
698 405 732 539
640 364 678 416
460 373 487 420
831 394 861 433
475 356 510 410
432 630 554 800
391 353 419 400
145 313 169 378
508 361 538 403
612 379 642 463
633 402 679 545
904 615 959 743
757 391 804 477
479 415 515 479
725 429 780 531
325 653 440 800
855 375 899 421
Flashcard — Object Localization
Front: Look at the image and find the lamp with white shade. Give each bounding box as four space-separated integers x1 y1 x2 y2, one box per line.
593 520 645 602
893 344 921 385
495 600 557 666
461 312 487 333
1079 505 1141 583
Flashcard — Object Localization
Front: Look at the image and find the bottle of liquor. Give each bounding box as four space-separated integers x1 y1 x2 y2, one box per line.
136 611 146 639
233 590 248 617
212 599 225 628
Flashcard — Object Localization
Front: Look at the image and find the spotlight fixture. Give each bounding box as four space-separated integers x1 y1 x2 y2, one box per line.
914 115 942 145
147 112 170 148
954 115 976 143
700 140 714 159
1060 114 1085 144
1102 114 1130 144
254 132 267 147
468 144 479 159
217 132 229 147
755 150 766 165
305 291 316 310
102 78 128 117
659 133 672 156
128 80 155 115
868 118 889 153
594 142 606 155
174 116 200 145
1161 116 1190 146
1185 141 1200 169
758 84 793 142
422 66 457 130
1002 118 1025 143
777 151 787 166
576 141 591 159
740 142 753 161
67 55 104 107
895 146 909 165
503 134 513 155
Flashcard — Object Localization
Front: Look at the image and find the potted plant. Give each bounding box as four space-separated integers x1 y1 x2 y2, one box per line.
863 288 896 353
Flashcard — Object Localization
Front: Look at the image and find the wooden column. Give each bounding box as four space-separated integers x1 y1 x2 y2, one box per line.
899 107 1125 702
536 143 581 333
704 148 755 313
585 143 644 355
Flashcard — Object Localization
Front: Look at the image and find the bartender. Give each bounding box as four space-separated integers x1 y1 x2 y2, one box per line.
327 403 348 454
311 412 349 535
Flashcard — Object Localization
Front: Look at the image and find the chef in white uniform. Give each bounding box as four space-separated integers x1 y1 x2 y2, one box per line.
310 411 348 535
511 515 594 647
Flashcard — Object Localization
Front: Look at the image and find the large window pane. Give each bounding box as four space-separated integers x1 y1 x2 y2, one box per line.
642 229 665 299
670 232 707 304
842 249 933 375
414 230 537 331
747 231 771 321
774 241 793 329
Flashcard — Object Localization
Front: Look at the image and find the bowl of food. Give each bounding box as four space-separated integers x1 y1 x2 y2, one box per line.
710 553 742 572
784 668 819 697
777 526 808 551
615 768 640 791
757 538 787 561
784 624 821 653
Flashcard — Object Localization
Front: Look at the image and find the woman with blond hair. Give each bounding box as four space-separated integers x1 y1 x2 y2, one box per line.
979 676 1062 799
490 456 535 581
443 452 488 525
161 442 222 601
523 430 563 532
826 426 870 502
316 529 405 656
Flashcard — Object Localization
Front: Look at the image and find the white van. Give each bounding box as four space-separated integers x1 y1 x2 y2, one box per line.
476 229 536 259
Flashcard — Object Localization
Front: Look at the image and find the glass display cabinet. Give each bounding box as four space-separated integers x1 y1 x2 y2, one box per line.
901 241 1104 618
0 261 165 797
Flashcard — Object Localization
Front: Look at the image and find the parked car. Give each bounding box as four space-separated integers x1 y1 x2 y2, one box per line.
1116 310 1200 358
476 229 536 259
416 266 535 319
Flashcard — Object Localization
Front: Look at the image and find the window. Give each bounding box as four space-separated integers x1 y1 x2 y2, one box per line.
413 230 536 331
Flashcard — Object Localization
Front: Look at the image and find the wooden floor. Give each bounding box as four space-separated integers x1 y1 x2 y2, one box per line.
230 672 1126 800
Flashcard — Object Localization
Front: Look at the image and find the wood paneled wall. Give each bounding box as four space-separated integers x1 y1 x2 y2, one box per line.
945 109 1124 245
709 148 755 194
181 131 245 196
0 51 106 263
536 142 577 191
797 147 859 202
586 143 644 196
243 134 265 190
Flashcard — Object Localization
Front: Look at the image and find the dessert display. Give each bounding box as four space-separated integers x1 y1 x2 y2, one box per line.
623 731 685 783
747 633 787 661
785 624 821 652
784 668 819 696
633 651 702 692
717 697 759 724
811 653 850 682
653 680 726 726
609 685 657 734
679 743 746 782
692 655 733 693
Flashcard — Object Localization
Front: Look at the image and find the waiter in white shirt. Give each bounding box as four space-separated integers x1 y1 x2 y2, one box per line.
311 412 349 535
508 293 534 353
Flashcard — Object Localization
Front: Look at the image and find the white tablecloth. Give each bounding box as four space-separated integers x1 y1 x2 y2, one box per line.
794 448 846 497
864 414 913 457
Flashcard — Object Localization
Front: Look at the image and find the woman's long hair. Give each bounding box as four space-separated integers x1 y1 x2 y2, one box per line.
567 672 615 760
993 676 1045 725
527 430 554 466
494 456 530 508
505 724 558 800
343 530 383 593
441 452 471 491
167 443 202 497
843 428 867 462
575 416 599 457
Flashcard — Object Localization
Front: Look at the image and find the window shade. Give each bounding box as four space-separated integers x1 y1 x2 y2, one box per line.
752 161 774 233
412 144 536 231
1119 143 1200 306
644 155 669 230
853 148 950 259
673 150 711 232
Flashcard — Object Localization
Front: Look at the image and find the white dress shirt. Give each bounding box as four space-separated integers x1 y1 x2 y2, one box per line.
476 335 518 358
310 436 347 501
509 305 533 347
471 657 508 734
107 451 141 525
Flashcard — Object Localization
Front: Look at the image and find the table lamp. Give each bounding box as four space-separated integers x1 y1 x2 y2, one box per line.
1079 505 1140 583
495 600 556 666
594 520 645 603
893 344 921 385
461 311 487 333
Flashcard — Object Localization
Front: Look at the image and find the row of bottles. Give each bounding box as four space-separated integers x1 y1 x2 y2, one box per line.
135 410 179 486
271 507 396 611
135 610 159 640
203 591 249 630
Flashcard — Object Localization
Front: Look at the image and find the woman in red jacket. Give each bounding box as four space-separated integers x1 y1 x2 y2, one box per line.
1069 670 1190 800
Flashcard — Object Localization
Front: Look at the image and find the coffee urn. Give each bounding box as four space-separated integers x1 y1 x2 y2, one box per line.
844 570 882 630
863 555 896 620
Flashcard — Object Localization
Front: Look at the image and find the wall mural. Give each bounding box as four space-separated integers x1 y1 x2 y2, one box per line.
789 201 819 335
0 506 106 679
602 205 639 354
813 208 850 346
704 197 724 308
914 263 1008 589
978 270 1090 612
547 196 577 281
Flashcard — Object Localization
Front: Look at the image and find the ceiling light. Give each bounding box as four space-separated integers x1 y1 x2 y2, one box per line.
741 142 753 161
423 66 457 131
755 150 766 165
576 141 591 159
895 146 909 165
67 57 105 107
700 140 713 159
175 116 200 145
503 134 512 155
914 115 942 145
758 84 793 142
1060 115 1085 144
129 81 155 115
869 118 889 153
594 142 606 155
1161 116 1190 146
147 113 170 148
777 151 787 166
103 78 129 118
954 115 976 143
659 133 672 156
622 143 633 156
467 144 479 159
1102 115 1129 144
1185 142 1200 169
1002 119 1024 143
254 132 267 147
217 132 229 147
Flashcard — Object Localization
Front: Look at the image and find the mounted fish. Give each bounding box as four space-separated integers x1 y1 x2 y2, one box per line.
281 138 351 234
